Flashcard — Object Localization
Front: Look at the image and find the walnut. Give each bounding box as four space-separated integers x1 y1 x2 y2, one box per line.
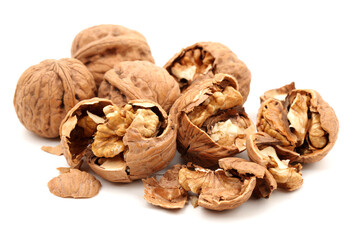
172 73 255 168
259 82 295 103
164 42 251 103
178 162 257 211
98 61 180 113
48 169 101 198
246 132 303 191
257 84 339 163
71 24 154 87
142 165 188 209
60 98 177 182
13 58 97 138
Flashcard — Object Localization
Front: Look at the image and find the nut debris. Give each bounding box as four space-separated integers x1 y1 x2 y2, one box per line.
48 169 101 198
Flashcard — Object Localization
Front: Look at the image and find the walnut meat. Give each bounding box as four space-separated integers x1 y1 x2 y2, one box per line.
257 84 339 163
246 133 303 191
173 73 255 168
48 169 101 198
14 58 97 138
60 98 177 182
71 24 155 87
164 42 251 103
98 61 180 113
142 165 187 209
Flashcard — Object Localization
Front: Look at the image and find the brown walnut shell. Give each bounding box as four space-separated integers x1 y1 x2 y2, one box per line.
14 58 97 138
173 73 255 168
257 84 339 164
71 24 155 87
98 61 180 113
60 98 177 182
164 41 251 103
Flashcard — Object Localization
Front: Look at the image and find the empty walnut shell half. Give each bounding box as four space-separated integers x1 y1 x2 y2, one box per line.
60 98 177 182
164 41 251 103
14 58 97 138
98 61 180 113
142 164 187 209
246 132 303 191
173 73 255 168
71 24 155 87
178 163 257 211
257 84 339 163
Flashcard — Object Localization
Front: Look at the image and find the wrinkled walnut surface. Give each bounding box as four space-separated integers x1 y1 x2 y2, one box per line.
164 41 251 103
71 24 155 87
98 61 180 113
257 84 339 163
14 58 97 138
142 165 187 209
172 73 255 168
48 169 101 198
60 98 177 182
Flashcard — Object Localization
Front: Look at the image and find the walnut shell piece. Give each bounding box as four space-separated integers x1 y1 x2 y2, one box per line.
178 165 256 211
48 169 101 198
142 165 188 209
98 61 180 113
71 24 155 87
164 42 251 103
174 74 255 168
257 85 339 163
60 98 177 182
14 58 97 138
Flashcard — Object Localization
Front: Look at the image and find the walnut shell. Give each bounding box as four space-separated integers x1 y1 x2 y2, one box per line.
173 73 255 168
98 61 180 113
71 24 155 87
257 84 339 164
60 98 177 182
164 42 251 103
14 58 97 138
48 169 101 198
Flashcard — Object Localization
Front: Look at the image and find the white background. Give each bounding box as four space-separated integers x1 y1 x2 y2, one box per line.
1 0 355 239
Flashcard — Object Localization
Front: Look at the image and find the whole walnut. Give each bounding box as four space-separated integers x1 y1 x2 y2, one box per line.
13 58 97 138
164 42 251 103
60 98 177 182
98 61 180 113
71 24 155 87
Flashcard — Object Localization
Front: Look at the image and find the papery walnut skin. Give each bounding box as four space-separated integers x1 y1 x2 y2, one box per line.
71 24 155 88
98 61 180 113
173 73 255 168
164 41 251 103
48 169 101 198
14 58 97 138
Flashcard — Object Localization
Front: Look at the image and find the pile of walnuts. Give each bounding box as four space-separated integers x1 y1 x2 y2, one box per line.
13 24 339 211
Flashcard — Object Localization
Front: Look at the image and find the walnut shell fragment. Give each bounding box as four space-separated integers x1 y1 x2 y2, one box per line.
257 83 339 163
48 169 101 198
178 164 256 211
246 132 303 191
14 58 97 138
142 165 187 209
173 73 255 168
71 24 155 87
60 98 177 182
164 41 251 103
98 61 180 113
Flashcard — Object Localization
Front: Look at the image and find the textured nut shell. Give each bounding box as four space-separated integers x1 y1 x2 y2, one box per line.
288 89 339 163
98 61 180 113
71 24 154 87
60 98 113 168
14 58 97 138
142 164 187 209
260 82 295 103
88 100 177 182
174 74 255 168
164 42 251 103
48 169 101 198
